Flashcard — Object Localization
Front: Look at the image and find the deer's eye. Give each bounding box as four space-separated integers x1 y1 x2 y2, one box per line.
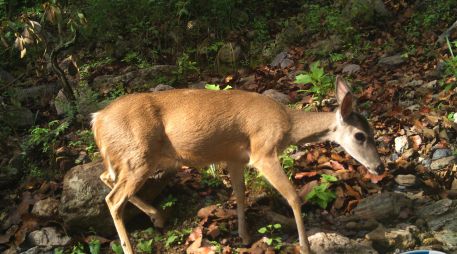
354 132 366 142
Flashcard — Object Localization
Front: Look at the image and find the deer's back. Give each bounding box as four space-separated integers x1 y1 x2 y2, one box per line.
93 89 291 167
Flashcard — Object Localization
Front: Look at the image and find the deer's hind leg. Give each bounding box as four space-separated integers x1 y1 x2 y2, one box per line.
104 157 161 254
100 168 174 228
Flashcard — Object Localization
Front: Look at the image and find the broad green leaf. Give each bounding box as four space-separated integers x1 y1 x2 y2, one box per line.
321 174 338 183
258 227 268 234
294 74 312 84
205 84 221 90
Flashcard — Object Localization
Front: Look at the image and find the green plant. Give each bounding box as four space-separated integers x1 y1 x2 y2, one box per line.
448 112 455 122
24 120 69 155
160 194 177 210
54 247 64 254
295 61 334 102
258 224 283 250
329 53 346 63
111 241 124 254
69 129 97 162
209 240 223 253
164 228 191 248
305 174 338 209
71 243 86 254
122 52 151 68
204 84 232 90
279 145 297 179
201 165 223 188
136 239 153 253
175 53 199 82
89 238 101 254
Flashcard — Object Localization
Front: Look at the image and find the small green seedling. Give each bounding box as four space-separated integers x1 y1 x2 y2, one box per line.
136 239 153 253
88 238 101 254
111 241 124 254
258 224 283 250
305 174 338 209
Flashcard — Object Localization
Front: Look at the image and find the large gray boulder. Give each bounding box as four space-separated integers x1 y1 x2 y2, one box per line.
59 161 175 235
59 162 114 234
308 232 378 254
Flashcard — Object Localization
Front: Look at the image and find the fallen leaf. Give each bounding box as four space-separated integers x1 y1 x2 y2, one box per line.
299 180 319 201
14 215 39 246
330 153 345 162
207 222 220 239
345 199 359 213
294 171 317 180
344 184 362 200
410 135 422 150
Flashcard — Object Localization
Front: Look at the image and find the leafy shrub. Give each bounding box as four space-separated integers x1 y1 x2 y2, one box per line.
295 61 334 102
305 174 338 209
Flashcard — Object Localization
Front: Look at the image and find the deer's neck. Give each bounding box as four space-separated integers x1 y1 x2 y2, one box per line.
287 110 336 145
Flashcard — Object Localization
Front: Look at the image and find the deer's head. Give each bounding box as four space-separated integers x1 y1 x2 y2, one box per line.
332 76 385 175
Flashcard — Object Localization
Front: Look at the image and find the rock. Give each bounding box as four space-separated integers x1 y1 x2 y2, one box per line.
365 224 418 249
3 106 34 128
352 192 412 221
343 0 391 24
188 81 207 89
151 84 174 92
27 227 71 247
54 90 68 116
342 64 361 75
16 84 60 102
32 198 60 217
417 199 457 231
432 149 453 160
394 174 417 187
378 54 405 66
92 65 175 93
430 156 455 171
217 43 241 63
394 136 409 154
20 246 53 254
0 165 21 189
308 232 378 254
439 129 449 140
262 89 291 105
59 161 175 235
59 162 114 234
422 128 435 139
280 58 294 69
310 35 343 55
417 199 457 251
270 51 287 67
434 230 457 251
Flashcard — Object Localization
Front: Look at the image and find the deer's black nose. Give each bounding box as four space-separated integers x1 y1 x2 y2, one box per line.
375 164 385 174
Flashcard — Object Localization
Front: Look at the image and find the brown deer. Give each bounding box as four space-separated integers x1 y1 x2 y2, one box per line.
91 76 384 254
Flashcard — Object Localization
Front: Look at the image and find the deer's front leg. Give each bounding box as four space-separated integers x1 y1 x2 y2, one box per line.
227 162 250 245
252 151 311 254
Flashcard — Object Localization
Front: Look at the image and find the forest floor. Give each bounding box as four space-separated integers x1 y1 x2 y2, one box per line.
1 2 457 254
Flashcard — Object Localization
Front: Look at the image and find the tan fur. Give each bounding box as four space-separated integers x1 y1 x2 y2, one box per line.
92 78 383 254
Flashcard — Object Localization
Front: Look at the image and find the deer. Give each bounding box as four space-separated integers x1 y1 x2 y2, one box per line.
91 76 385 254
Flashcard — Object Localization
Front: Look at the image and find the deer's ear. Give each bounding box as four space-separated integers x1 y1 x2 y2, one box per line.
336 76 353 120
336 76 351 103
